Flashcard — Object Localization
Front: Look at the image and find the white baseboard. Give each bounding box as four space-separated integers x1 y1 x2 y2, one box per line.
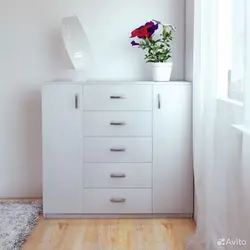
44 213 193 219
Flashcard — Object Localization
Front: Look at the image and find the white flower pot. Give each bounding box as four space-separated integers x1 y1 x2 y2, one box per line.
151 62 173 82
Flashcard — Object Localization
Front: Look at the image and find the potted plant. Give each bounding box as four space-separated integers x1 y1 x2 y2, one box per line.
130 20 176 82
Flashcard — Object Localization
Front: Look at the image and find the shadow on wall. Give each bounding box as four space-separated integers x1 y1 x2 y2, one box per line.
22 87 43 197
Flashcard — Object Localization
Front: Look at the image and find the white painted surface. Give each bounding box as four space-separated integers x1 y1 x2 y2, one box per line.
48 81 191 85
0 0 186 198
83 163 152 188
83 85 152 111
185 0 194 81
231 124 250 135
42 83 193 215
42 85 83 213
61 16 92 70
83 138 152 163
153 85 193 213
83 111 152 137
45 213 193 219
83 189 152 214
151 62 172 82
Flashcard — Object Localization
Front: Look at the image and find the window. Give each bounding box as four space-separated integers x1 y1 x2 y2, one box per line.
217 0 246 102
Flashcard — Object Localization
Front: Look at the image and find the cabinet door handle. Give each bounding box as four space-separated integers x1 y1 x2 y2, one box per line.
110 95 126 99
157 94 161 109
110 148 126 152
110 198 126 203
110 173 126 178
75 94 79 109
110 122 126 126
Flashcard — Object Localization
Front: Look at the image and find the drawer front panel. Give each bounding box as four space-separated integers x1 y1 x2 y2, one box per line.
83 189 152 213
83 138 152 163
83 85 152 111
83 163 152 188
83 112 152 137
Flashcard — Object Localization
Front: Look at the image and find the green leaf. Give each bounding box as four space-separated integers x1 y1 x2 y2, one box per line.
163 26 167 39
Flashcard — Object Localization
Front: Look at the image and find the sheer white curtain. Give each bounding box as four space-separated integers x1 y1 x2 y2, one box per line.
186 0 250 249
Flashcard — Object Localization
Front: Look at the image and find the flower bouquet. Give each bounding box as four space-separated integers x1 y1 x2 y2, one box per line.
130 20 176 81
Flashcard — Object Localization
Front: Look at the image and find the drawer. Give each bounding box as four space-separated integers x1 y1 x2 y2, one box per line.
83 112 152 137
83 85 152 111
83 138 152 163
83 163 152 188
83 189 152 213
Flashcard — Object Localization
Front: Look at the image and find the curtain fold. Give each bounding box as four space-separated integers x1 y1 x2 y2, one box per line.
241 0 250 245
187 0 249 249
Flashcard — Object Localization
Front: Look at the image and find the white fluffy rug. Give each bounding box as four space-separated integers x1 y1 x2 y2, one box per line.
0 200 42 250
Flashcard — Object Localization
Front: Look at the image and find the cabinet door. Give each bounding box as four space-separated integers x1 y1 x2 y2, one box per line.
42 85 83 214
153 85 193 214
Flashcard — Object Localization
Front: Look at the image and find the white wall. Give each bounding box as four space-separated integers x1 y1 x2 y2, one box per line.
185 0 194 81
185 0 194 219
0 0 186 197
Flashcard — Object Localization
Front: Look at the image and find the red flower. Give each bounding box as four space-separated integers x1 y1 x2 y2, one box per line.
130 22 155 39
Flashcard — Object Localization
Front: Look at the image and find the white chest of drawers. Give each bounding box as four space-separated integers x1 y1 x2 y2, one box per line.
42 81 193 218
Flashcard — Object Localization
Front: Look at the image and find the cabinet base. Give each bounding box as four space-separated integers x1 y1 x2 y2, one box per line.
43 213 193 219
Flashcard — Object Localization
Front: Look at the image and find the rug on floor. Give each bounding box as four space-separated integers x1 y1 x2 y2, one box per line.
0 200 42 250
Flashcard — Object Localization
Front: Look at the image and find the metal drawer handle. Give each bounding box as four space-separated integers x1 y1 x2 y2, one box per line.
158 94 161 109
110 148 126 152
110 198 126 203
110 95 126 99
110 122 126 126
110 173 126 178
75 94 79 109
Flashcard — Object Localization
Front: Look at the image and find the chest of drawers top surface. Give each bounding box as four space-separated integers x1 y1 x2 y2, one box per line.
43 81 191 85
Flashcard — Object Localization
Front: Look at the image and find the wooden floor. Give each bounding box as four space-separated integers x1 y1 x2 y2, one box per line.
22 217 195 250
